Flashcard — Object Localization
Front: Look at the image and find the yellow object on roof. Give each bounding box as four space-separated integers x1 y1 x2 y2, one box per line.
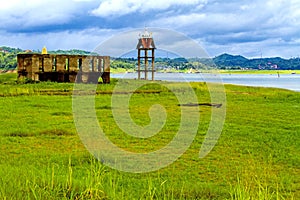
42 46 47 54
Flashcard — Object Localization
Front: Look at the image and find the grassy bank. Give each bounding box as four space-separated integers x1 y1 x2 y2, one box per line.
0 73 299 199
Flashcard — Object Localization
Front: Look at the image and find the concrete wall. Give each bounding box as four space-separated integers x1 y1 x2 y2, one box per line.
17 53 110 83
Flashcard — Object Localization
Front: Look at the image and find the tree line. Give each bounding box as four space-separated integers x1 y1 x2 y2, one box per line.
1 46 300 71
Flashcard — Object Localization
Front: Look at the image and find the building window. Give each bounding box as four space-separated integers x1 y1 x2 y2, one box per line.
39 58 44 72
99 58 104 72
89 58 93 72
65 58 69 71
78 58 82 71
52 57 56 71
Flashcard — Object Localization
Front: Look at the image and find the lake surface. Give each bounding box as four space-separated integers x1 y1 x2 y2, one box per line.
111 72 300 92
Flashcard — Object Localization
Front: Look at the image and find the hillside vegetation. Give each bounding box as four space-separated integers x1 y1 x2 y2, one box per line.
1 46 300 72
0 46 92 71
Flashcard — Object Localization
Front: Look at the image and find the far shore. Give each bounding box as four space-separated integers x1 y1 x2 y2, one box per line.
219 69 300 74
1 69 299 75
110 68 300 74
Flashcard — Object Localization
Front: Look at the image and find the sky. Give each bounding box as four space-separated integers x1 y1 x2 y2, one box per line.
0 0 299 58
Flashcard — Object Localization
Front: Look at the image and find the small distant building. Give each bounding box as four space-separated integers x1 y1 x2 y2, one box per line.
0 48 9 53
17 49 110 83
136 29 156 80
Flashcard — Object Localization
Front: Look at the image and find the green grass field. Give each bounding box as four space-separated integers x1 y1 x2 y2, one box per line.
0 73 299 199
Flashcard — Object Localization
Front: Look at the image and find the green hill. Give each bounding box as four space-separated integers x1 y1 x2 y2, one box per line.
0 46 23 70
1 46 300 71
0 46 94 71
213 53 300 70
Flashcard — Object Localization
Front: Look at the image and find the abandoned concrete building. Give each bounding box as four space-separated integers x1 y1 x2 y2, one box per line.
17 51 110 83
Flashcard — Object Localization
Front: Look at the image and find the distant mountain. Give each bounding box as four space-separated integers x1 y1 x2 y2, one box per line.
213 53 248 68
0 46 300 70
48 49 94 55
213 53 300 70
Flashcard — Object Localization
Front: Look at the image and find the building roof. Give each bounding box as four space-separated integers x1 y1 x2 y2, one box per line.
136 29 156 49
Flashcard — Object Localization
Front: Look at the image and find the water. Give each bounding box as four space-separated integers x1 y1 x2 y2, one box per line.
218 74 299 92
111 72 300 92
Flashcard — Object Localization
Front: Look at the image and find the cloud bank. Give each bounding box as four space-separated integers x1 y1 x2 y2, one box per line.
0 0 299 58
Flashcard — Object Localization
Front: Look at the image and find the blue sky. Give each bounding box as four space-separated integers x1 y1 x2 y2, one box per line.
0 0 299 58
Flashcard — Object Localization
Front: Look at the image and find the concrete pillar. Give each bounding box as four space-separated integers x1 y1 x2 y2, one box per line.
145 50 148 80
138 49 141 79
69 56 78 72
93 57 98 72
82 56 90 73
103 56 110 72
56 55 67 71
17 55 26 79
152 49 155 81
102 56 110 83
43 55 53 72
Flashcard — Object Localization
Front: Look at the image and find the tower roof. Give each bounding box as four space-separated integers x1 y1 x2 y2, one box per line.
136 29 156 49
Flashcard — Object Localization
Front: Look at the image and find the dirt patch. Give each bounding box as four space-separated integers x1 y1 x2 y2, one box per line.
178 103 222 108
4 132 34 137
51 112 72 116
39 129 73 136
4 129 73 137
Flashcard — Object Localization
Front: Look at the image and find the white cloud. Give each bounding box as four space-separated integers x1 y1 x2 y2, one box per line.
0 0 92 29
201 36 300 59
91 0 207 17
0 0 299 58
93 28 209 58
143 0 300 58
151 0 300 40
0 28 117 52
152 13 206 28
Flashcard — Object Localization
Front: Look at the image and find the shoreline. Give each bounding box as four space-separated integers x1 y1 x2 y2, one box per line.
111 72 300 92
110 68 300 74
